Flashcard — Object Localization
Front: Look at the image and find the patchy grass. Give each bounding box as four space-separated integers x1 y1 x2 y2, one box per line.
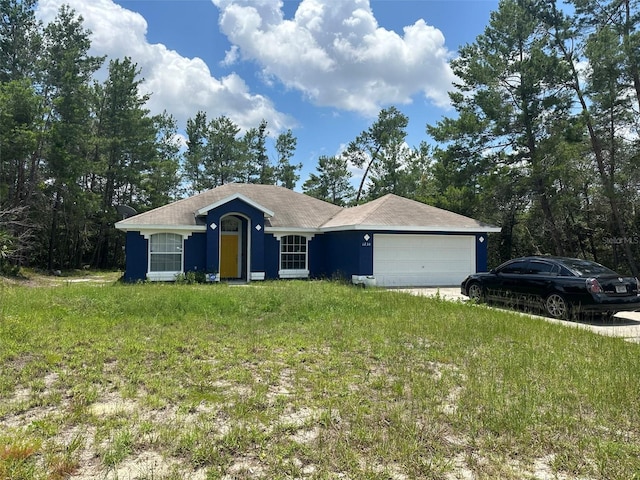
1 279 639 479
0 268 121 288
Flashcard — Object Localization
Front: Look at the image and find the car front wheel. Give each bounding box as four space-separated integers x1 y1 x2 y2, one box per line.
467 282 484 302
545 293 569 319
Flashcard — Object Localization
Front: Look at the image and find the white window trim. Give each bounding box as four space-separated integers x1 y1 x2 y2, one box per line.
278 234 311 279
278 269 309 279
146 232 186 281
250 272 265 281
147 271 182 282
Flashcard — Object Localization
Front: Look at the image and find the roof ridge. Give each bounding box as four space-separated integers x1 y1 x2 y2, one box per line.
320 194 393 228
321 202 346 225
357 193 393 224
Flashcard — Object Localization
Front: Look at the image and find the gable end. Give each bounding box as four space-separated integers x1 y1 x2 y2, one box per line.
196 193 275 219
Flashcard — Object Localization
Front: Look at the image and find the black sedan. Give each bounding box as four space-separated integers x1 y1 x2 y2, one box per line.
461 256 640 319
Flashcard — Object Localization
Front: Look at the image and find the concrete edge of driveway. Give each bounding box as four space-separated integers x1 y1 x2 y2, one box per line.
395 287 640 343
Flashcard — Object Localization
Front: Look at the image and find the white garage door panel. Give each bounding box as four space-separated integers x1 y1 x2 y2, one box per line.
373 235 475 287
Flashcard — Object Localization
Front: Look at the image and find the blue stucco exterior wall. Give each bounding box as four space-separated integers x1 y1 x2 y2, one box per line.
123 231 147 282
307 235 328 278
184 233 206 273
204 221 218 275
257 230 492 283
319 231 373 280
265 232 357 281
263 231 368 281
264 234 279 279
475 234 489 272
203 198 266 275
121 209 493 283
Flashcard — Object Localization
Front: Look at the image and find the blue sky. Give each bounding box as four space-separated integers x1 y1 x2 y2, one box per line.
35 0 499 190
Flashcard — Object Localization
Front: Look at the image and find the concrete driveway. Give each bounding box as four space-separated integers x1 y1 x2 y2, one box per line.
398 287 640 343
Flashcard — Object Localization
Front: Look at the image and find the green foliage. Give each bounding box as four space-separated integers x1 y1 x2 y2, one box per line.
174 270 207 284
243 119 274 184
275 129 301 189
3 0 640 277
0 0 41 83
182 113 298 194
183 110 209 195
344 106 410 204
1 5 301 272
206 114 243 187
302 155 355 205
426 0 640 271
1 280 640 478
142 111 182 207
0 229 19 276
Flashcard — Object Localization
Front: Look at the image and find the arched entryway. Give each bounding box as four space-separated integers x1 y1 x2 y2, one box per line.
219 215 248 280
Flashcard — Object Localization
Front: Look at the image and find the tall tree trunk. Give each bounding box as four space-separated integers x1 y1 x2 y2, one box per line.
520 60 565 256
536 181 565 256
47 189 61 271
356 158 374 205
561 42 639 276
622 0 640 110
355 144 382 205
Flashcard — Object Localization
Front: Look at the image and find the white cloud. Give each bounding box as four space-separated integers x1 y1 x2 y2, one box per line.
212 0 456 116
222 45 241 67
35 0 292 133
34 0 456 140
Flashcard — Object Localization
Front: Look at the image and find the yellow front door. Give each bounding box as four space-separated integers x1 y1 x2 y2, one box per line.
220 235 239 278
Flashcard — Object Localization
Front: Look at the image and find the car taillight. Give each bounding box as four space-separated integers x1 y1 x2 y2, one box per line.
586 278 603 294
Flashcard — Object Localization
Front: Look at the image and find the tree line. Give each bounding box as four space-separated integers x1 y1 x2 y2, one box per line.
426 0 640 276
1 0 640 276
0 0 304 272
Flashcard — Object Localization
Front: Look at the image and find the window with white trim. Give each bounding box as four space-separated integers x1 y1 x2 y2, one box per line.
150 233 183 272
280 235 307 271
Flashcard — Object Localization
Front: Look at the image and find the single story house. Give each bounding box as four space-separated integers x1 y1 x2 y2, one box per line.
115 183 501 287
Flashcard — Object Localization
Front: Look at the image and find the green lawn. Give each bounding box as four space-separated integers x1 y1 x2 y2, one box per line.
1 278 639 479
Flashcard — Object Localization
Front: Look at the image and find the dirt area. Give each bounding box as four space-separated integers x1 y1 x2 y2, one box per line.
0 270 121 287
398 287 640 343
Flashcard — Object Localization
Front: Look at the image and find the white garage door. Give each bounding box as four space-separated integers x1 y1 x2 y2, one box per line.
373 234 476 287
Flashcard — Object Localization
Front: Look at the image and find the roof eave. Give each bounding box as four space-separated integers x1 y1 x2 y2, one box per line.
319 225 502 233
265 227 322 234
115 223 501 235
115 223 206 233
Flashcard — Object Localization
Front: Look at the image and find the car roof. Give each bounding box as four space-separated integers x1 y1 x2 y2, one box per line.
501 256 619 276
508 256 594 264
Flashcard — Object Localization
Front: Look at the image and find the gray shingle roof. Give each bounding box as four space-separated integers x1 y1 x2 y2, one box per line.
322 194 498 231
115 184 500 232
116 184 343 229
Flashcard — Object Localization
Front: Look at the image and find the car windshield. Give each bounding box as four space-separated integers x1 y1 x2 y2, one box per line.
558 258 617 277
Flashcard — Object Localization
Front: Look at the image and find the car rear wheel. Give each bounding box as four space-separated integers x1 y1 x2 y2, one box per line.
467 282 484 302
545 293 569 319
